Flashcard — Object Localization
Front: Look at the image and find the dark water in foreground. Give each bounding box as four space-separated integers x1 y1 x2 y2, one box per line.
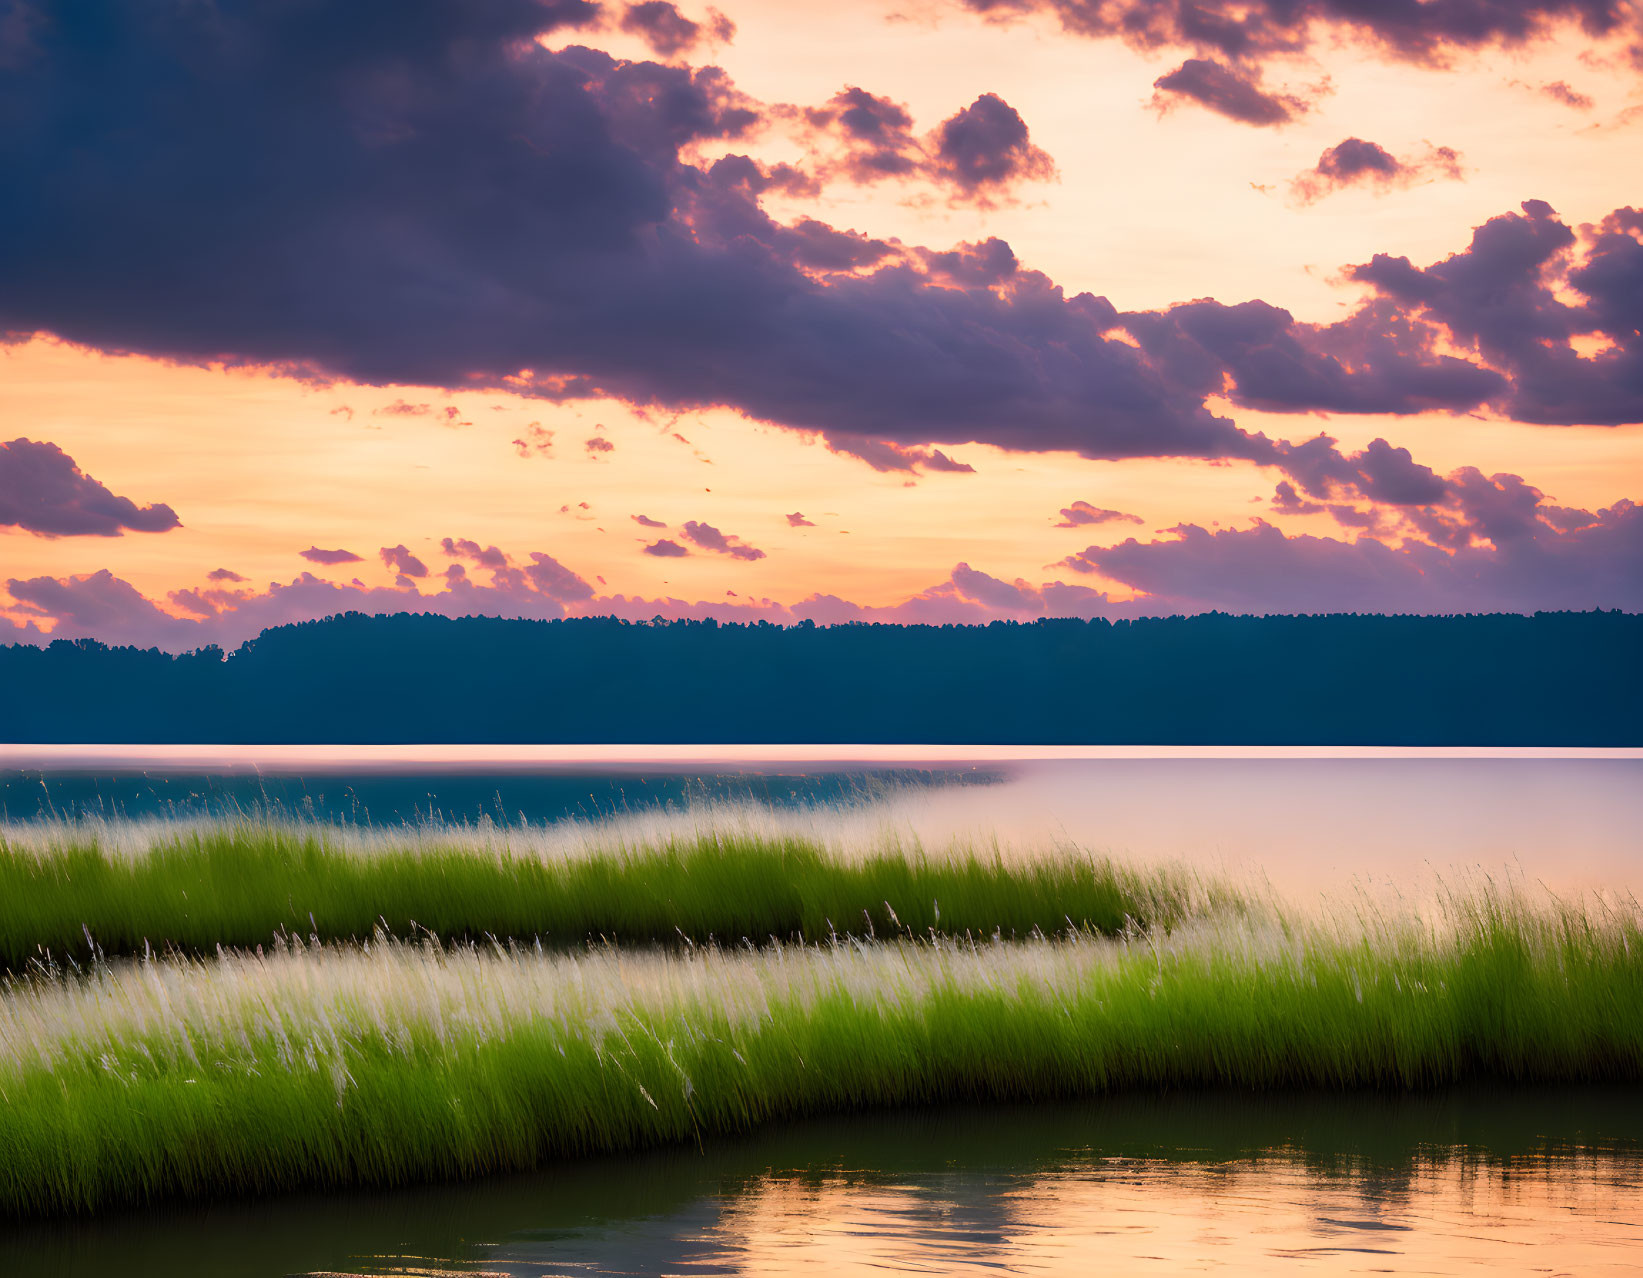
6 1088 1641 1277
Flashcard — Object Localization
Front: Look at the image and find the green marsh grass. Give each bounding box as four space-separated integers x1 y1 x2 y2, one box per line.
1 885 1638 1216
0 823 1195 968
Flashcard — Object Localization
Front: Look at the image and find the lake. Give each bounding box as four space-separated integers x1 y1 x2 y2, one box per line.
3 744 1639 1275
3 744 1639 897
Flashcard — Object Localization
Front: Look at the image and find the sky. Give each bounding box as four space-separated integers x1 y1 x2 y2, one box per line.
1 0 1640 650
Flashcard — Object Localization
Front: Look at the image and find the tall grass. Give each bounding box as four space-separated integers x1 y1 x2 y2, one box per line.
2 887 1638 1216
0 825 1195 968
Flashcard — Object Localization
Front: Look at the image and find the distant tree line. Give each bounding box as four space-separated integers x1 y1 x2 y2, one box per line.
1 610 1637 745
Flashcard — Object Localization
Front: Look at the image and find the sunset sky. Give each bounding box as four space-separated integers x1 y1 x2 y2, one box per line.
2 0 1640 650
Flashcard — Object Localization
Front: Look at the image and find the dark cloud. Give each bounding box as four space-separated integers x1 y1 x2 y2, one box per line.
2 3 1631 485
441 537 510 569
918 238 1019 287
1054 501 1143 528
207 568 248 583
800 88 1055 204
380 545 430 577
1289 138 1464 203
824 438 979 473
1151 59 1306 126
1347 200 1643 425
586 437 616 454
619 2 733 58
930 94 1056 197
959 0 1632 73
1120 296 1508 418
0 438 180 537
682 520 766 560
786 512 816 527
299 546 364 566
1063 496 1643 615
632 514 668 528
644 538 690 556
805 87 923 182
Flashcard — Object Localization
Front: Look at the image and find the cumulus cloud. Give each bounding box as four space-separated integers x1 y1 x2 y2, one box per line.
1062 498 1643 616
682 520 766 560
786 512 816 527
958 1 1636 89
1346 200 1643 425
619 2 733 58
1054 501 1143 528
379 545 429 577
799 88 1055 204
0 438 180 537
441 537 510 570
929 94 1056 199
1289 138 1463 204
585 436 616 455
207 568 247 582
299 546 363 566
643 538 690 557
0 2 1632 486
1151 58 1308 126
632 514 668 528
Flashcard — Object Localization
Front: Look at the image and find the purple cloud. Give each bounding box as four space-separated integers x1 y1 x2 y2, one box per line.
380 545 430 578
633 514 668 528
441 537 510 570
1055 501 1143 529
0 438 180 537
1063 497 1643 616
1152 58 1306 126
299 546 363 566
207 568 247 582
1289 138 1464 204
619 2 732 58
644 539 690 557
1346 201 1643 426
930 94 1056 197
682 520 766 560
958 1 1634 79
1541 80 1595 109
786 512 816 527
523 551 596 601
1 2 1633 489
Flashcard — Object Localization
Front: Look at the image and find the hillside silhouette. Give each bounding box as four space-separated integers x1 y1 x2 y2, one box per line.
2 610 1637 745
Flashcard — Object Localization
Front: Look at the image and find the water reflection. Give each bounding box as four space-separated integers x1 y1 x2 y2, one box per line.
7 1088 1640 1277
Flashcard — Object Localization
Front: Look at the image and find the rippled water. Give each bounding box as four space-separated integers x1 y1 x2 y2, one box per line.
6 1089 1640 1277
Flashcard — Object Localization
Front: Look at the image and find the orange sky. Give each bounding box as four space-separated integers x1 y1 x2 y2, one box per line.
2 0 1640 644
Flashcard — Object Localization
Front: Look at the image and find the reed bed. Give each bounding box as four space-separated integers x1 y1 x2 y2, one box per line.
1 887 1638 1216
0 824 1197 968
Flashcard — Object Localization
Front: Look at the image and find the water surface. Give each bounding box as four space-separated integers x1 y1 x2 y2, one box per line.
6 1088 1639 1277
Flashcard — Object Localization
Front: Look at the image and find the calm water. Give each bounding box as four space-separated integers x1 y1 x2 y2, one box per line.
5 1089 1641 1276
3 744 1639 896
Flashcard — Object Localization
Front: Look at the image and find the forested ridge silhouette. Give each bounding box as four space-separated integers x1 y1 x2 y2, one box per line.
2 610 1637 744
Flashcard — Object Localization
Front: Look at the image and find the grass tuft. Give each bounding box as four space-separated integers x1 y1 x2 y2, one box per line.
0 825 1194 968
0 883 1637 1216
